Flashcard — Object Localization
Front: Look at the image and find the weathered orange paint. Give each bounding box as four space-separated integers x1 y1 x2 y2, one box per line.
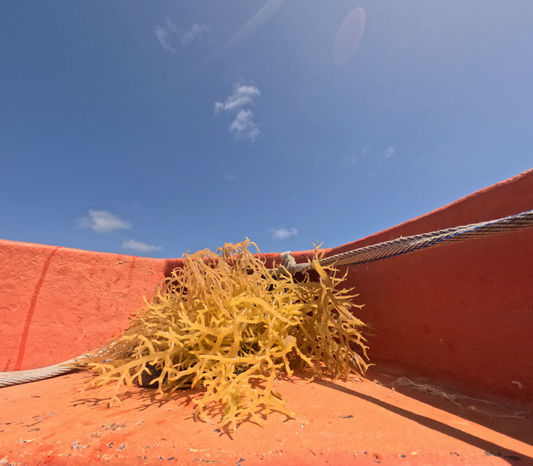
1 169 533 464
1 370 532 465
0 242 175 372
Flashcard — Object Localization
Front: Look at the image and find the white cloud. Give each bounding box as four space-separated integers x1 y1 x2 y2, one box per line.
122 240 163 253
271 227 298 240
230 110 260 142
178 23 210 46
154 19 209 53
214 84 261 114
77 210 131 233
383 146 396 160
215 81 261 142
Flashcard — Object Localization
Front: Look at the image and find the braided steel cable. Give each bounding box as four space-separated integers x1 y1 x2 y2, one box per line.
0 359 84 388
279 209 533 275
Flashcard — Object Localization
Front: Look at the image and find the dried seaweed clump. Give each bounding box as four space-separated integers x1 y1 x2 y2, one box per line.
83 239 369 429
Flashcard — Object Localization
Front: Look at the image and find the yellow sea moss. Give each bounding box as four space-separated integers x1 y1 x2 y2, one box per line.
82 239 369 430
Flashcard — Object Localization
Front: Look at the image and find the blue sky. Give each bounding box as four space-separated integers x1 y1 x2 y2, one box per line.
1 1 532 258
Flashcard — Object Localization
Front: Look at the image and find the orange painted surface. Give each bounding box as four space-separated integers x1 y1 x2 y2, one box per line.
0 243 174 372
1 169 533 464
1 369 532 465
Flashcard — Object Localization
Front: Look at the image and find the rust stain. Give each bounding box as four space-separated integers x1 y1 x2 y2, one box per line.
14 247 61 370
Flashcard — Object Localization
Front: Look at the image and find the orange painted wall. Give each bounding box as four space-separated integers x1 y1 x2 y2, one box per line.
0 242 173 372
327 168 533 406
1 169 532 407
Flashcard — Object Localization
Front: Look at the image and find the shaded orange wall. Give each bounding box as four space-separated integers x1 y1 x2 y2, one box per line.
1 169 532 406
326 168 533 406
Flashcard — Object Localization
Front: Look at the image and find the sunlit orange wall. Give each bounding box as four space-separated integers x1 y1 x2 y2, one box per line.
0 243 171 372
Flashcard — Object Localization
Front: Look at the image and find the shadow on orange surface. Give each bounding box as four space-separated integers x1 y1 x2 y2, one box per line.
315 375 532 464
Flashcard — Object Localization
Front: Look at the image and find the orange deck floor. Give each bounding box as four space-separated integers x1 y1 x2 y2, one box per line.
1 366 532 466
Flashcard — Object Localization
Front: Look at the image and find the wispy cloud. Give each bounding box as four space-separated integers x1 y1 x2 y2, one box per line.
383 146 396 160
154 19 178 53
77 210 131 233
154 19 209 53
271 227 298 240
178 23 210 46
215 84 261 114
230 110 260 142
215 81 261 142
122 239 163 253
